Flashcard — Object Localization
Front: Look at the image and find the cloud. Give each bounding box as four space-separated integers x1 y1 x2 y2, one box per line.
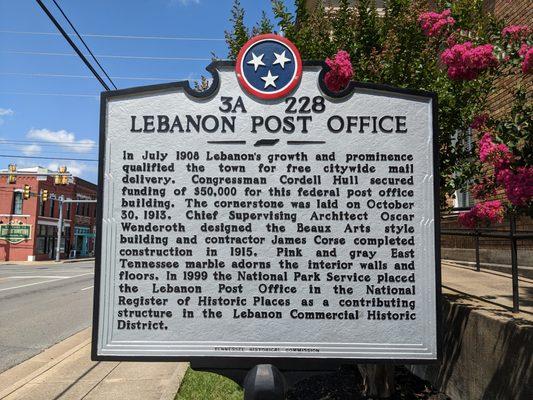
168 0 200 6
48 160 96 178
26 128 96 153
0 108 14 125
21 144 42 156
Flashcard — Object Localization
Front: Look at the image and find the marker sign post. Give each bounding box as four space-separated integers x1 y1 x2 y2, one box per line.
92 35 441 368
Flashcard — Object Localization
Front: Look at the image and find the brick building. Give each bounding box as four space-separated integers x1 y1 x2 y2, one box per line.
0 166 97 261
441 0 532 273
302 0 532 273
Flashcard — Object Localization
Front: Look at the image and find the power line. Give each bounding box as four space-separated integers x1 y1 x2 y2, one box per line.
0 154 98 162
1 144 97 152
0 72 197 81
50 0 117 89
0 91 98 98
0 139 96 147
1 144 98 153
35 0 111 90
3 50 211 61
0 30 225 41
10 150 97 157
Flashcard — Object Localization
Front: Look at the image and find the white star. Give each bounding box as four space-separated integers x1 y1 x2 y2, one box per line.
247 52 265 71
273 50 291 69
261 70 278 88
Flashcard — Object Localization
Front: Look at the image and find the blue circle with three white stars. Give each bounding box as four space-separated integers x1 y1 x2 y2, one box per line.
241 40 296 93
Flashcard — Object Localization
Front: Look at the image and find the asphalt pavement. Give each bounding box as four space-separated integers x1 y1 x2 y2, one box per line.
0 261 94 374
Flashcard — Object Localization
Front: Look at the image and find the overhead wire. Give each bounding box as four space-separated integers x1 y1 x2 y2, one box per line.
0 139 96 147
35 0 111 90
0 91 99 98
0 30 225 41
0 154 98 162
50 0 117 89
0 72 195 81
3 50 211 61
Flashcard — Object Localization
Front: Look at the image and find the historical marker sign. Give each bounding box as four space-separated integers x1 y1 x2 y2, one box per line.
93 35 440 363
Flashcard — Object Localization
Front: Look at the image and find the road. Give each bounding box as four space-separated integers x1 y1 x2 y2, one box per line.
0 261 94 373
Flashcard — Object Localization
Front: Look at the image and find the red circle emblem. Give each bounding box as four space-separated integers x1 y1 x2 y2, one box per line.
235 34 302 100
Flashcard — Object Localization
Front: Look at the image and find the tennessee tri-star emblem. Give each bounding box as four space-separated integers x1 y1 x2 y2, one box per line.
236 34 302 100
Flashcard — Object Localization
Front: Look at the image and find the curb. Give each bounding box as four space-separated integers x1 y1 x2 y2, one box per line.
0 328 187 400
160 363 189 400
0 258 94 266
62 257 95 264
0 336 92 399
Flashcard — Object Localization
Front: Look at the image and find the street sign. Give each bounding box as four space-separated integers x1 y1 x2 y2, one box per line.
93 35 440 364
0 223 31 244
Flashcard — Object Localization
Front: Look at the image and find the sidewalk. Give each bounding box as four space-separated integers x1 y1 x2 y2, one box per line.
1 261 529 399
0 258 95 266
0 328 187 400
441 260 533 319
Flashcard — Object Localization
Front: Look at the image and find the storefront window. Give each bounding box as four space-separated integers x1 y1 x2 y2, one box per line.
64 227 71 254
12 192 23 215
36 225 48 254
39 197 45 216
49 198 55 217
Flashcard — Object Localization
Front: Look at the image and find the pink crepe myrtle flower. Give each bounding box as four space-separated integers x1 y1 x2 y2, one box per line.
324 50 353 92
496 167 533 206
458 209 478 228
518 44 533 74
470 113 489 130
478 132 513 170
418 9 455 37
471 179 496 200
458 200 505 228
474 200 505 223
440 42 498 80
501 25 530 41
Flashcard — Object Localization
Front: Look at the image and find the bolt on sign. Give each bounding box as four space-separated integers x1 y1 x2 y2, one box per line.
93 34 441 363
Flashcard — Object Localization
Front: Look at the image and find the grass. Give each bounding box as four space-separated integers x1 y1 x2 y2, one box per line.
175 365 449 400
175 367 243 400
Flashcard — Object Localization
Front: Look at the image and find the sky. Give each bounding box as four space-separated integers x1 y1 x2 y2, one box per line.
0 0 294 183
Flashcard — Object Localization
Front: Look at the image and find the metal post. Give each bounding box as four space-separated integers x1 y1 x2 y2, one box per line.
243 365 286 400
55 197 64 262
510 214 519 313
475 230 480 271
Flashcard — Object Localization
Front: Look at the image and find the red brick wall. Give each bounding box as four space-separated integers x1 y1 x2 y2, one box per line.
483 0 533 118
0 175 39 261
0 174 97 261
441 213 533 250
441 0 533 254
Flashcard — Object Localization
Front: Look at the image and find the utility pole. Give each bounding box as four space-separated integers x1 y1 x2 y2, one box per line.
55 196 64 262
54 198 97 262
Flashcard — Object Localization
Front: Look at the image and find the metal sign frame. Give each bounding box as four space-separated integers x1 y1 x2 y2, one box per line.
92 60 442 367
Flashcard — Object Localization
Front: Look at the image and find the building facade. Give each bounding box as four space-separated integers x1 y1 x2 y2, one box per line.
302 0 532 273
0 166 97 262
441 0 532 271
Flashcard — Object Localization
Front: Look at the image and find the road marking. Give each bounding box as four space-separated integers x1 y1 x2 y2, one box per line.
8 275 71 279
81 285 94 291
0 273 94 292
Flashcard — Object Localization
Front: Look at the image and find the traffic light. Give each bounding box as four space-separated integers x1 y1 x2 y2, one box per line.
23 184 31 200
42 189 48 202
55 166 69 185
8 164 16 184
61 166 69 185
